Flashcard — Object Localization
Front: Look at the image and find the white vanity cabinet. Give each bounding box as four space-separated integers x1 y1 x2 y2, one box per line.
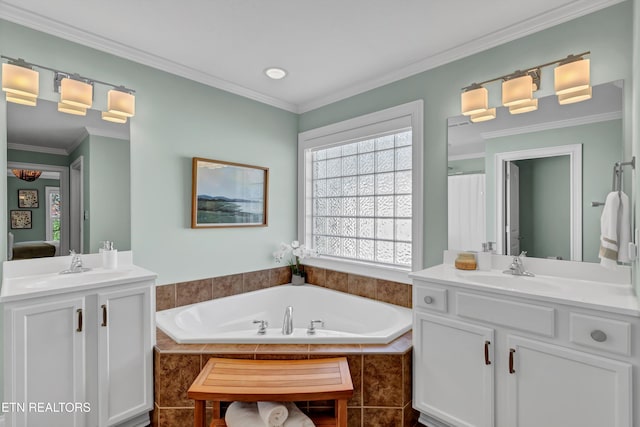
2 254 156 427
411 272 638 427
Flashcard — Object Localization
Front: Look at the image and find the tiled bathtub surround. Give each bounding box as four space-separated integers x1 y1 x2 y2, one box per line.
153 266 416 426
153 330 417 427
156 265 412 311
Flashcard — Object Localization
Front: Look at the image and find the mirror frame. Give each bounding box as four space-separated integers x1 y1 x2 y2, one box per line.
494 144 582 260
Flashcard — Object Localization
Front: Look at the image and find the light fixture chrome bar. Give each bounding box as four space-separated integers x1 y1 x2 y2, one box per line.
461 51 590 91
0 54 135 93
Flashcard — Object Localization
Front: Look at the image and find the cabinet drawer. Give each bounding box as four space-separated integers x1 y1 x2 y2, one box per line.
415 285 448 313
457 292 555 337
569 313 631 356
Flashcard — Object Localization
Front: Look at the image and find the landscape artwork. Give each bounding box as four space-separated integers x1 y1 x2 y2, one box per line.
191 157 268 228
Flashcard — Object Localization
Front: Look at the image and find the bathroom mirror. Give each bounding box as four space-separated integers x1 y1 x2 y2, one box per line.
447 80 625 263
6 98 131 260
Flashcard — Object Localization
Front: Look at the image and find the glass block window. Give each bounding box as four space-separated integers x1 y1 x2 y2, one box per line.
310 130 412 267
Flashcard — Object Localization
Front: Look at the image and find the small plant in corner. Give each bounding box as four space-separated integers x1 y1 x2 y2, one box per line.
273 240 317 283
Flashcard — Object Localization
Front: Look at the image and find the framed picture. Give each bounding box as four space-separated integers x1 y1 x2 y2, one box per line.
10 210 32 229
191 157 268 228
18 189 38 208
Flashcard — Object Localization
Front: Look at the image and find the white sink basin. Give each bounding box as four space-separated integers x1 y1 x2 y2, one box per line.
8 268 133 290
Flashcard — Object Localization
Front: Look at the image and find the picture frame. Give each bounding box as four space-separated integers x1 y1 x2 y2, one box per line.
10 210 32 229
18 189 38 208
191 157 269 228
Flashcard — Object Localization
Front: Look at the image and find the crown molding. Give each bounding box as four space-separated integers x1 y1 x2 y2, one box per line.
66 128 90 155
0 0 624 115
297 0 625 113
7 142 68 156
448 152 486 161
0 2 298 113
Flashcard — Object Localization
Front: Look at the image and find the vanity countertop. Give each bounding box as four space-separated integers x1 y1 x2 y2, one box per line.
410 264 640 317
1 251 157 303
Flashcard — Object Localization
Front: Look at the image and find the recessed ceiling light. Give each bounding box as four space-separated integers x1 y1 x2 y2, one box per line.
264 67 287 80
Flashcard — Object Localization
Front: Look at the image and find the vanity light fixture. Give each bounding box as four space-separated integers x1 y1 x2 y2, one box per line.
264 67 287 80
1 60 39 104
57 102 87 116
470 108 496 123
0 55 135 123
461 85 488 116
460 51 590 122
101 111 128 124
57 73 93 109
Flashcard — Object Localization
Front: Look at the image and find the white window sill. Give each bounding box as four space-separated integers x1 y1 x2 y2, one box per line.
303 256 413 285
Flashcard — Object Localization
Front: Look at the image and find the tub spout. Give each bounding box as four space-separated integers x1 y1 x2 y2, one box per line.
282 306 293 335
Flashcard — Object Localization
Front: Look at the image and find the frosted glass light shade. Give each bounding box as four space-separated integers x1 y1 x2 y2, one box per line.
558 86 592 105
502 75 533 107
60 78 92 108
461 87 488 116
2 63 39 97
554 59 590 95
107 90 135 117
509 98 538 114
6 92 37 106
470 108 496 123
58 102 87 116
102 111 128 124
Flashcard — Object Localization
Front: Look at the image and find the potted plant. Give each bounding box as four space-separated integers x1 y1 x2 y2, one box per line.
273 240 317 285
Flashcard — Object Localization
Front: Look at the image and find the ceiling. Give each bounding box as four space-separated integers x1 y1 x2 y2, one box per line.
0 0 624 113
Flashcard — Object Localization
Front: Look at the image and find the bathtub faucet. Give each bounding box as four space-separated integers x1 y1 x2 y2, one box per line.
282 306 293 335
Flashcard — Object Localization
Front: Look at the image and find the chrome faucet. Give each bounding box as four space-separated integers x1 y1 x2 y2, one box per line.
60 250 90 274
306 320 324 335
282 306 293 335
503 251 535 277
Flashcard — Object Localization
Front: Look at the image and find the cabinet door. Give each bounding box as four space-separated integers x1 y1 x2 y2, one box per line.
506 335 632 427
97 284 153 426
414 312 494 427
9 296 86 427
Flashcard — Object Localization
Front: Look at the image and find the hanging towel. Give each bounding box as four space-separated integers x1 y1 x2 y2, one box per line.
599 191 631 268
258 401 289 427
283 402 315 427
225 401 264 427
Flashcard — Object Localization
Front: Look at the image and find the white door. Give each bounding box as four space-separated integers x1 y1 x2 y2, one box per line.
414 312 494 427
506 162 520 256
97 284 153 426
10 297 86 427
506 335 632 427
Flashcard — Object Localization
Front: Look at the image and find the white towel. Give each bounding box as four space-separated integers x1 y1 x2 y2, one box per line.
258 401 289 426
283 402 315 427
599 191 631 268
225 401 264 427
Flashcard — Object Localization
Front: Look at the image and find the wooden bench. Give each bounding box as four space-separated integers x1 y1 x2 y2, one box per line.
188 357 354 427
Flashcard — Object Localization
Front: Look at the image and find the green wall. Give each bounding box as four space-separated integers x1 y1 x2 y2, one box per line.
7 177 60 242
516 157 571 260
299 2 634 268
7 149 69 167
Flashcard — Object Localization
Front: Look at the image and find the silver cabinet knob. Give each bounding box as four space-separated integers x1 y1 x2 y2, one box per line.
590 330 607 342
423 296 434 304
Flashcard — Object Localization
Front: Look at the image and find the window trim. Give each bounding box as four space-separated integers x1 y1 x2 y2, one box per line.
298 100 424 284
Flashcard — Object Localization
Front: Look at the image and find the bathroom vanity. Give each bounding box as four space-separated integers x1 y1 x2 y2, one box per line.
410 253 639 427
1 251 156 427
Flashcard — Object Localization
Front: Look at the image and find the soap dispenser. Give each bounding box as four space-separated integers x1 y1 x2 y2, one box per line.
102 241 118 269
477 243 492 271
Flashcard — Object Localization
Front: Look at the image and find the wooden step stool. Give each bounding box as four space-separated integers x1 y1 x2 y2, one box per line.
188 357 354 427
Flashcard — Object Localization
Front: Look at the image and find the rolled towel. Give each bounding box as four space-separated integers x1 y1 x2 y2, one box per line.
258 401 289 426
283 402 315 427
225 401 264 427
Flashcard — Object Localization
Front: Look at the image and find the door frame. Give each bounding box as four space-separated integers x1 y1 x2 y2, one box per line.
7 161 70 256
70 156 84 253
494 144 582 260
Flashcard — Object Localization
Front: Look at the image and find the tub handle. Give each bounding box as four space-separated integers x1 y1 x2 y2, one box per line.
307 320 325 335
253 320 268 335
